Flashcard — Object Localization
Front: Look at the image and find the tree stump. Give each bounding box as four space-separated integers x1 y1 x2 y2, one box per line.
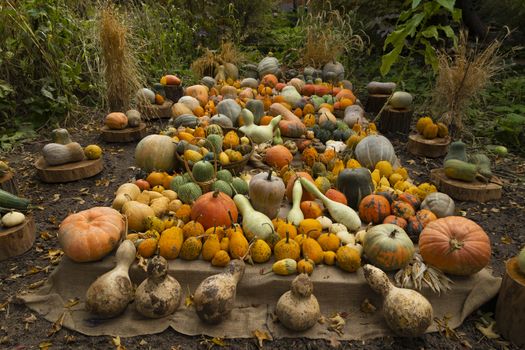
495 257 525 346
101 122 147 143
138 100 173 120
0 171 18 195
407 134 451 158
35 157 103 183
0 215 36 261
164 85 183 103
378 105 413 135
430 168 502 202
366 94 389 115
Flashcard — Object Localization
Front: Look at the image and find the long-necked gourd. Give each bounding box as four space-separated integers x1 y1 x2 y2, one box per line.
194 259 245 324
85 240 136 318
233 194 274 241
239 108 282 144
363 264 433 337
287 178 304 225
299 177 361 231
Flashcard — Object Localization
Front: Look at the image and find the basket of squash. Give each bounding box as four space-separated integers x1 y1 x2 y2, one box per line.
174 125 254 176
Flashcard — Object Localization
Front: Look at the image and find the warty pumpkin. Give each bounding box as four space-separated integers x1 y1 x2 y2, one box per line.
179 236 203 260
359 194 391 224
274 232 301 261
59 207 125 262
211 250 231 267
418 216 491 276
336 245 361 272
159 227 184 259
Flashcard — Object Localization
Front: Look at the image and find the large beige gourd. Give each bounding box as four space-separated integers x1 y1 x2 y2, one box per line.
42 142 85 166
85 240 136 318
362 264 433 337
193 259 245 324
275 273 321 331
135 256 182 318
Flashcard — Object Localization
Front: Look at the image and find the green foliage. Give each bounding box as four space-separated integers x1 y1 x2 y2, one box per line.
381 0 461 76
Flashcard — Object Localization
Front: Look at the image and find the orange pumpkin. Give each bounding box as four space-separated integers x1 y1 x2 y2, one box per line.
265 145 293 169
301 84 316 96
262 74 278 87
335 89 356 103
300 201 324 219
58 207 125 262
259 115 273 125
325 189 347 205
419 216 491 276
146 171 166 187
382 215 407 229
135 179 150 191
105 112 128 130
396 192 421 210
358 194 391 224
391 200 416 220
415 209 437 227
185 85 208 106
286 172 315 203
190 190 238 230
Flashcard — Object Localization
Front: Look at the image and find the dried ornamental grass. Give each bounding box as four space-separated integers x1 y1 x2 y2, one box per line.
432 31 505 136
99 5 143 112
191 41 245 78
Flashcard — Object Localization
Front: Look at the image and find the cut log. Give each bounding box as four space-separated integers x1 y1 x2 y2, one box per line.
164 85 184 103
101 122 147 143
365 94 389 115
0 171 18 195
378 105 413 135
138 100 173 120
35 157 103 183
407 134 451 158
0 215 36 261
430 168 502 202
495 257 525 346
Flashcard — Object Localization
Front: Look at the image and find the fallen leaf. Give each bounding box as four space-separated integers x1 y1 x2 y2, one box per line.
476 321 500 339
501 235 512 244
112 335 126 350
40 231 52 240
24 266 43 276
47 312 65 337
211 337 227 346
185 286 194 308
28 280 45 289
24 314 37 323
64 335 75 344
252 329 272 348
327 313 346 336
72 197 85 205
39 341 52 350
64 297 79 308
139 339 147 346
52 193 61 202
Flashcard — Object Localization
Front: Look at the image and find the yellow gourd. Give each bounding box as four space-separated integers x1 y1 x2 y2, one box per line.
205 226 225 241
211 250 231 267
184 149 203 162
417 182 437 200
158 227 184 259
274 232 301 261
202 234 221 261
394 167 409 180
336 245 361 272
249 239 272 263
317 233 341 252
331 159 345 176
220 236 230 251
389 173 403 186
183 220 205 240
297 257 315 275
298 219 322 239
301 238 324 264
223 131 240 149
437 122 449 138
422 123 438 139
276 222 297 240
175 204 192 223
294 233 308 246
375 161 393 178
416 117 433 134
346 159 361 169
314 177 331 194
137 238 158 258
179 237 202 260
371 169 381 184
229 229 249 259
145 216 165 232
271 258 297 276
323 251 336 265
219 152 230 165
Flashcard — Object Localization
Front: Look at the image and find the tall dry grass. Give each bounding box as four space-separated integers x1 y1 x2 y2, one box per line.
191 41 244 78
99 5 143 112
433 31 505 135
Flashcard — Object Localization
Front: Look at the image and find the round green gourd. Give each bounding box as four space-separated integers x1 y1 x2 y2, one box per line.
192 161 215 182
170 175 189 192
231 177 248 195
206 134 223 155
216 169 233 183
177 183 202 204
211 180 233 197
205 124 223 137
389 91 413 109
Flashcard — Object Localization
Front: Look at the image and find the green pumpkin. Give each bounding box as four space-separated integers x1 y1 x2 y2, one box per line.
336 168 374 210
177 182 202 204
231 177 248 195
211 180 233 197
363 224 415 271
311 161 327 178
206 134 223 154
192 160 215 182
216 169 233 182
206 124 223 137
170 175 189 192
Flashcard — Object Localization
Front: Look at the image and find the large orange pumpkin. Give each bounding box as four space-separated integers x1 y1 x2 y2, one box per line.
358 194 391 224
419 216 491 276
58 207 125 262
285 172 315 203
190 190 238 230
265 145 293 169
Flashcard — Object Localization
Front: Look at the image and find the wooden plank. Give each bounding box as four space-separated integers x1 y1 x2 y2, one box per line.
495 257 525 346
0 216 36 261
35 157 103 183
407 134 451 158
0 171 18 195
430 168 502 202
101 122 147 143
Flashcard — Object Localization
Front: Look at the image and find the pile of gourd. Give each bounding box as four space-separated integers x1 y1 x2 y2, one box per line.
104 110 142 130
444 140 493 182
42 128 102 165
415 116 449 139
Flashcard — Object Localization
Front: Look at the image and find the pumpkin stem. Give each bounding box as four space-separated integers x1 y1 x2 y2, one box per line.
389 229 398 239
266 169 272 181
212 189 220 198
285 230 289 244
448 238 464 253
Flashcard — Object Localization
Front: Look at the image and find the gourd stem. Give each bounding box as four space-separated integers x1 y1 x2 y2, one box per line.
213 189 220 198
389 229 398 239
448 238 464 253
267 169 272 181
285 230 289 244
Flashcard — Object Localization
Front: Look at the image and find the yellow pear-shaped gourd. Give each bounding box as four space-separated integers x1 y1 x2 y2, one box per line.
249 239 272 263
220 236 230 251
301 238 324 264
202 234 221 261
274 232 301 261
179 237 202 260
317 232 341 252
229 229 249 259
297 257 315 275
159 227 184 260
211 250 231 267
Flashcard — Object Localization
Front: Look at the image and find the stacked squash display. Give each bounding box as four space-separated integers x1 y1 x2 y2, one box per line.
42 128 102 165
415 116 449 140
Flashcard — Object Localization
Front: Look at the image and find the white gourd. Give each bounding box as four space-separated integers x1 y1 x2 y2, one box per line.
239 109 282 144
1 211 26 227
233 194 274 241
287 179 304 225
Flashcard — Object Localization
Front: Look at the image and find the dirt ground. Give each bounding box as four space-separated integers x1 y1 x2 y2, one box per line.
1 118 524 350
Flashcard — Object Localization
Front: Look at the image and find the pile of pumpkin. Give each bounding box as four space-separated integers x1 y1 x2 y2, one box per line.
41 128 102 166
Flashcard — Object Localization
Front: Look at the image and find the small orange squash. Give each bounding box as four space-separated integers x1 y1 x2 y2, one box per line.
265 145 293 169
105 112 128 130
300 201 323 219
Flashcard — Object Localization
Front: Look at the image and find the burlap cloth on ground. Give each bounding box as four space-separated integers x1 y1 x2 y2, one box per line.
21 255 501 340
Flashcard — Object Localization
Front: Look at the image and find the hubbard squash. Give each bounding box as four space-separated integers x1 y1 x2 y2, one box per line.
363 224 415 271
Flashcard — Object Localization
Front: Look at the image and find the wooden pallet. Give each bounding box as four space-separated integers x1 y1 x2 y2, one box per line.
407 134 451 158
35 157 103 183
0 215 36 261
101 122 147 143
430 168 502 202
